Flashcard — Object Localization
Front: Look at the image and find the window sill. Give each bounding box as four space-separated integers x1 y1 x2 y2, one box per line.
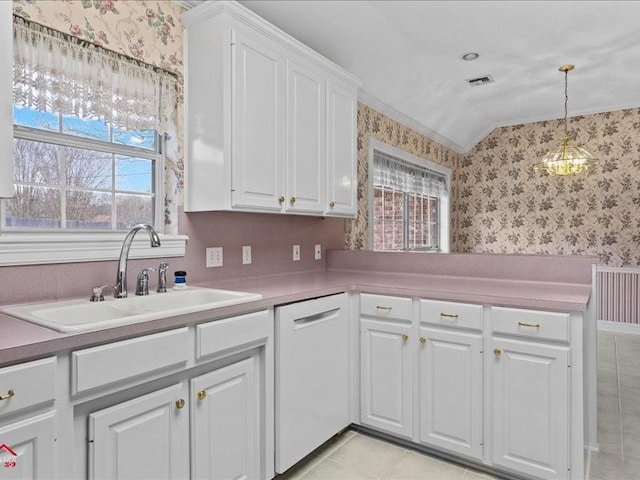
0 231 188 266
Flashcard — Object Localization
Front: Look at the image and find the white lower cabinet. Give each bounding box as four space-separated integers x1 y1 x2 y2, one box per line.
418 326 482 460
490 336 570 480
0 411 55 480
360 318 412 438
191 357 259 480
89 384 189 480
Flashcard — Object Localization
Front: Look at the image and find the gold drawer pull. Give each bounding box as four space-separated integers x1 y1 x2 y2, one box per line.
0 389 14 401
175 399 185 409
278 196 285 204
376 305 392 311
290 196 296 204
329 201 335 208
401 334 409 342
518 322 541 328
440 313 459 319
494 348 502 357
419 336 427 345
197 390 207 401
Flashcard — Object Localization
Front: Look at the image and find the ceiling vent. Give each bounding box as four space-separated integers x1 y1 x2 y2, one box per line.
466 75 494 87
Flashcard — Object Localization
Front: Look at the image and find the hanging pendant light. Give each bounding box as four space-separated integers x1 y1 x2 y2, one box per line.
535 64 598 176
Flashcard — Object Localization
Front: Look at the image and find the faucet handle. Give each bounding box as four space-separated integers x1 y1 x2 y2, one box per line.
135 268 156 296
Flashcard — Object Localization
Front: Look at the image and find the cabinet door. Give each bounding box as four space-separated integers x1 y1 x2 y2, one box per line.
0 0 12 198
360 318 412 437
191 358 259 480
325 82 357 217
285 59 325 214
231 28 284 211
89 384 189 480
0 411 55 480
418 327 482 460
491 337 569 480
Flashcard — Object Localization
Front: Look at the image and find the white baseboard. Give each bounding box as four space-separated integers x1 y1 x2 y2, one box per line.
597 320 640 335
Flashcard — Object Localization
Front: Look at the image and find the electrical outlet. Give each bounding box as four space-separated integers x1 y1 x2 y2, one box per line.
314 244 322 260
206 247 223 268
242 245 252 265
293 244 300 261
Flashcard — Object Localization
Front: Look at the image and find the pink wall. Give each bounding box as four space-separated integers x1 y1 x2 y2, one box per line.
0 209 346 306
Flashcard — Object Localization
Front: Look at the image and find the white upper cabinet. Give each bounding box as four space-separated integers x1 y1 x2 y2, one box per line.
231 28 284 211
1 1 13 198
182 1 360 216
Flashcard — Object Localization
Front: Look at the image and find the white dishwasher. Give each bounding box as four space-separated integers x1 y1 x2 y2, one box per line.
275 293 350 473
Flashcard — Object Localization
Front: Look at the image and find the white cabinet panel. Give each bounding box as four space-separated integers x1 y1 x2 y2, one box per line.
231 28 284 211
326 82 357 216
0 412 55 480
285 60 325 214
418 327 482 460
191 358 259 480
360 318 412 438
491 337 569 480
89 384 189 480
276 294 349 473
0 357 56 419
0 1 13 198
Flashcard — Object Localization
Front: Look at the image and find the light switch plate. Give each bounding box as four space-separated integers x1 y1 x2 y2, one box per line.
314 244 321 260
242 245 252 265
293 244 300 261
206 247 223 268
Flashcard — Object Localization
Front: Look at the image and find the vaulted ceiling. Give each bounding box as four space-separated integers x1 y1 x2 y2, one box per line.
182 1 640 153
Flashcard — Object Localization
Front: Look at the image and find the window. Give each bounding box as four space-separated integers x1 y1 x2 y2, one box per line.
4 17 177 232
369 139 450 252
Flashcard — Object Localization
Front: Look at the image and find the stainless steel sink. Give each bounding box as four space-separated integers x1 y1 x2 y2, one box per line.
2 287 263 333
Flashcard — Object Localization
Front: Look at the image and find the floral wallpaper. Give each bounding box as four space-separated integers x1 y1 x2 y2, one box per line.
455 108 640 267
12 0 185 234
346 103 460 249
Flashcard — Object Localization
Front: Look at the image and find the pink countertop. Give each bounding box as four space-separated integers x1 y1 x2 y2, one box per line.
0 269 593 367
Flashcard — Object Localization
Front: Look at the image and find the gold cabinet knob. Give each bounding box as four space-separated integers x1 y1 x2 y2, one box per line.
329 201 335 208
278 196 285 204
175 399 185 409
290 196 296 204
419 336 427 345
0 389 15 401
493 348 502 357
197 390 207 401
401 334 409 342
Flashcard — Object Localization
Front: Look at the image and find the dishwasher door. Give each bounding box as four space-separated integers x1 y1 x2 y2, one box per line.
275 293 350 473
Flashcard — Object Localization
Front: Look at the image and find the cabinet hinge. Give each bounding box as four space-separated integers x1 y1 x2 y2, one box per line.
231 41 235 46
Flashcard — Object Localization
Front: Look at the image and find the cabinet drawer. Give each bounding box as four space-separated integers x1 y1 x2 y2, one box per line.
360 294 412 321
0 357 56 419
196 310 270 360
72 328 189 394
491 307 570 342
420 299 482 330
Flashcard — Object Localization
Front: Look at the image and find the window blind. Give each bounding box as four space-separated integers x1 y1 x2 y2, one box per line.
372 150 448 198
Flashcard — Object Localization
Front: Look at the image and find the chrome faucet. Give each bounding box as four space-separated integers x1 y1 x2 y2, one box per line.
115 224 161 298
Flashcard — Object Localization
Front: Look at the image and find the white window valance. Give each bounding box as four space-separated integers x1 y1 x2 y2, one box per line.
12 16 177 133
373 150 448 198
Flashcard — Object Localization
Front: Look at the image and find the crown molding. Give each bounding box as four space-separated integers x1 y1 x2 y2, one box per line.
357 90 466 155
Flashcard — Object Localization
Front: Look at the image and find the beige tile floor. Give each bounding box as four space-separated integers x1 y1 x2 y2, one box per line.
277 330 640 480
589 330 640 479
276 429 497 480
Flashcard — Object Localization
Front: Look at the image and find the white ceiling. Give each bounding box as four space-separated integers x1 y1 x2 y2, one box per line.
183 1 640 153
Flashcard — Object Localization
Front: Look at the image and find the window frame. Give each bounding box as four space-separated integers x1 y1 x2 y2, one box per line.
4 123 163 233
367 137 451 253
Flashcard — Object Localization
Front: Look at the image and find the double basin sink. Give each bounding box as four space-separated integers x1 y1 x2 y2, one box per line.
2 287 263 333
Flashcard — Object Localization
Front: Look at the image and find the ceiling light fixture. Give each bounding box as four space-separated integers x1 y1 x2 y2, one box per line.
461 52 479 61
535 64 598 176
